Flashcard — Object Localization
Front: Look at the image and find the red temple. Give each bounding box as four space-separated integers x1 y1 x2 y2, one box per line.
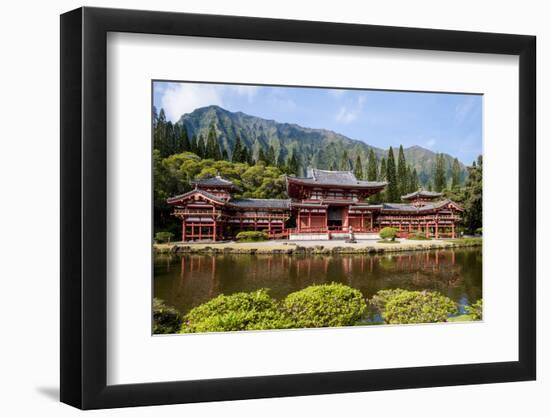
167 168 463 241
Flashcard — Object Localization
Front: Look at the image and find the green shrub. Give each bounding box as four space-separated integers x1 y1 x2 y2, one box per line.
181 289 293 333
475 227 483 236
153 298 183 334
407 232 430 241
155 231 174 243
235 231 269 242
383 290 458 324
379 227 397 241
282 283 367 328
369 289 408 314
465 299 483 320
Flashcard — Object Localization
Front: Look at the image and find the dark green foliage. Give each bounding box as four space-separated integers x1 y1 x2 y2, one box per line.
155 231 174 243
381 290 458 324
153 298 183 334
266 145 276 166
236 231 269 242
409 167 419 192
340 150 351 171
367 148 378 181
354 154 364 179
232 135 243 162
385 147 399 202
182 290 293 333
465 299 483 320
463 155 482 232
205 124 221 160
397 145 408 197
282 283 367 328
379 227 397 241
451 157 461 188
475 227 482 235
286 152 300 176
433 153 447 192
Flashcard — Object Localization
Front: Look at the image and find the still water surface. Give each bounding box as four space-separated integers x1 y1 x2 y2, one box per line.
154 247 482 316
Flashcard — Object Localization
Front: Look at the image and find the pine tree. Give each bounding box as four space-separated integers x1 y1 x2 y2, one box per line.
379 157 387 181
451 157 461 188
287 152 300 175
433 153 447 192
367 149 378 181
354 154 364 179
340 150 350 171
221 148 229 160
266 145 276 166
397 145 407 197
258 148 267 164
197 135 206 158
409 168 419 192
277 152 286 170
385 147 399 202
174 125 190 153
232 136 243 163
190 134 199 155
206 124 221 160
241 147 250 165
330 162 338 171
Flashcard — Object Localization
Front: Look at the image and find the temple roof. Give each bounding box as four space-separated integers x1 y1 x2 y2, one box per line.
230 198 291 209
288 168 387 188
191 175 237 189
166 189 227 205
382 199 463 213
401 189 443 201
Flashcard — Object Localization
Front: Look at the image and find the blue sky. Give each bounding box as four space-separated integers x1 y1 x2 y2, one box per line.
153 81 482 165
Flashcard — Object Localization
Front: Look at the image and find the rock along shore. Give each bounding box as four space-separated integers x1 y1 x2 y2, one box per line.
154 238 482 256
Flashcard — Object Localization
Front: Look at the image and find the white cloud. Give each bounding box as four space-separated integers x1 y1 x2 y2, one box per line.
328 89 346 98
227 85 259 102
335 95 367 124
424 138 437 149
160 83 223 122
454 96 477 124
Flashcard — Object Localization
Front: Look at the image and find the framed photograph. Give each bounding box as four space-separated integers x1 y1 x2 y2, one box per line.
60 7 536 409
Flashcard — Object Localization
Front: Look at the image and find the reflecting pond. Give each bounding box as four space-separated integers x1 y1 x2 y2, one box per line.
154 247 482 316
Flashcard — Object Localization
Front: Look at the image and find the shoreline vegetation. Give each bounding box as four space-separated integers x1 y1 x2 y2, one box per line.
154 237 482 255
153 285 483 334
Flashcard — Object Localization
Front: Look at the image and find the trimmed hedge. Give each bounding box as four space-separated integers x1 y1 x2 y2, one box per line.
379 227 397 241
282 283 367 328
407 232 431 241
155 231 174 243
235 231 269 242
153 298 183 334
383 290 458 324
181 289 293 333
465 299 483 320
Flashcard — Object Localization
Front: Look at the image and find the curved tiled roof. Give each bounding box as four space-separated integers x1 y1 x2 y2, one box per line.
230 198 291 209
190 175 236 188
288 168 387 188
401 189 443 200
166 189 227 205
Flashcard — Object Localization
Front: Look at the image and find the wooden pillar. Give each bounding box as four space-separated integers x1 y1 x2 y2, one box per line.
370 213 373 230
451 222 455 239
435 221 439 239
298 210 301 232
213 220 217 242
182 220 186 241
425 222 429 238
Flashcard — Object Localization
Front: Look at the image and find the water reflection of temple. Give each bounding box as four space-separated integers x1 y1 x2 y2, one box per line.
156 248 481 315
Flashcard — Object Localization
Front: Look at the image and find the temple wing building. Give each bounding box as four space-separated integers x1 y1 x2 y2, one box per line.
167 168 463 241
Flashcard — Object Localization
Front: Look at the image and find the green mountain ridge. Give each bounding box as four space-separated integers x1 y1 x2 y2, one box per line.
176 105 467 185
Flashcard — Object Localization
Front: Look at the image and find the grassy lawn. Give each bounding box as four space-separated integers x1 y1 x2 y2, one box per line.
448 314 477 322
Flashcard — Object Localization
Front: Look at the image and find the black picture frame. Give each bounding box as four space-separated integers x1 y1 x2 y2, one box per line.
60 6 536 410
